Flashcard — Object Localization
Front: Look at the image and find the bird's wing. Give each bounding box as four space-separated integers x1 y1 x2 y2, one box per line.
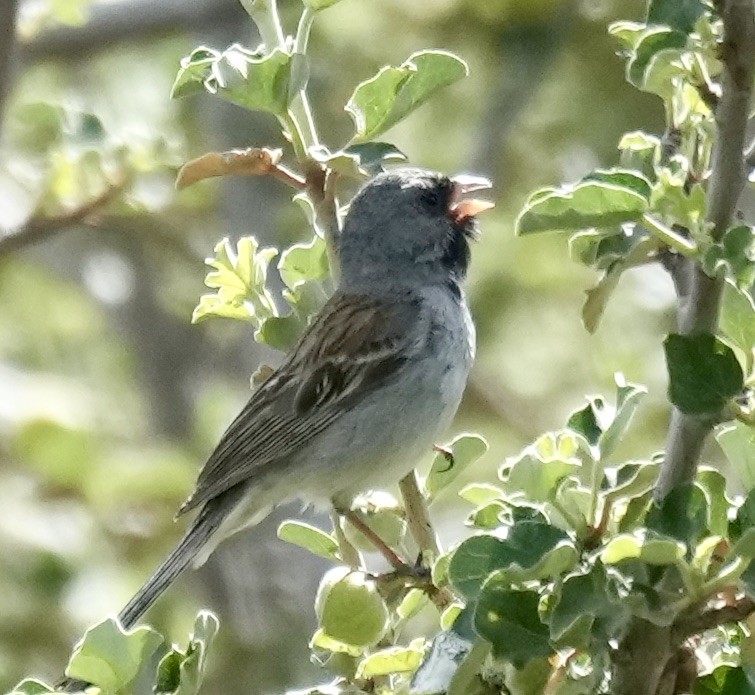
178 292 424 515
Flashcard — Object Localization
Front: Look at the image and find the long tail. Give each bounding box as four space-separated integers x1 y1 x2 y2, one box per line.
118 500 229 629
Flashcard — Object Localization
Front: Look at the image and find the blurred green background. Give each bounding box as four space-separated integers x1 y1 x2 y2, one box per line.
0 0 697 691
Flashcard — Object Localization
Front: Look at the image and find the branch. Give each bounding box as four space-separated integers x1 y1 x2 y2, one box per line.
674 596 755 639
0 183 123 257
0 0 17 129
656 0 755 499
305 164 341 283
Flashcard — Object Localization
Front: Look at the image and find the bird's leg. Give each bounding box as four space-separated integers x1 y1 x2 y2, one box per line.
340 508 411 572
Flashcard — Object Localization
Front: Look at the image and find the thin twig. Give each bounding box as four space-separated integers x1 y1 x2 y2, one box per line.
0 182 124 257
399 470 441 560
306 164 341 283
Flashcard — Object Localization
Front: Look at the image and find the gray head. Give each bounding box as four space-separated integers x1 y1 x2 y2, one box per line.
338 168 492 293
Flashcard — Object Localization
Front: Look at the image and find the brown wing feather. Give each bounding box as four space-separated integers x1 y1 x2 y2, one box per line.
178 292 422 515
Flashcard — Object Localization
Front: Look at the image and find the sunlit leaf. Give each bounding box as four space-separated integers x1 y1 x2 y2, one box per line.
717 423 755 490
315 569 389 647
278 235 329 290
449 523 578 600
601 532 685 565
626 28 687 91
355 640 425 678
278 520 340 562
8 679 55 695
425 433 488 500
720 280 755 371
65 618 163 692
172 46 301 116
516 171 650 235
346 51 467 142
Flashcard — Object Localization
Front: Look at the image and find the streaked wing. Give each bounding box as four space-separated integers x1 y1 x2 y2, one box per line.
178 292 423 514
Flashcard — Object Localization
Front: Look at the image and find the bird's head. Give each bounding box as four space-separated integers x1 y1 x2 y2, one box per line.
338 168 493 292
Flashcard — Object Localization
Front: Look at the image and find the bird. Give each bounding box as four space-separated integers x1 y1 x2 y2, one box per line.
99 167 491 632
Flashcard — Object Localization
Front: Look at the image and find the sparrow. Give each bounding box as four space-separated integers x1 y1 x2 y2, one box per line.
109 167 492 630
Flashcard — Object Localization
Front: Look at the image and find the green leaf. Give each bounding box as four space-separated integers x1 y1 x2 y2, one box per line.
426 433 488 500
582 264 624 334
65 617 163 692
731 489 755 542
664 333 745 415
277 520 340 562
155 611 219 695
502 430 587 502
172 46 300 116
626 28 687 91
474 586 552 667
515 172 649 235
192 237 278 326
567 398 606 446
278 235 329 290
171 47 222 99
459 483 505 506
603 462 659 503
346 50 468 142
703 226 755 290
177 612 220 695
608 21 648 50
315 569 389 647
717 422 755 490
601 532 686 565
355 641 425 678
302 0 344 9
312 142 407 177
569 228 635 271
584 170 653 199
191 294 254 324
697 468 730 538
255 314 303 351
695 665 755 695
468 500 507 529
548 564 629 648
647 0 705 35
8 679 54 695
641 48 688 98
155 648 183 695
566 376 646 457
720 280 755 370
646 483 708 548
449 523 578 601
503 453 580 503
600 375 648 458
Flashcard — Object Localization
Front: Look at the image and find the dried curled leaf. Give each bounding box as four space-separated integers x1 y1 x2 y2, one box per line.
176 147 282 189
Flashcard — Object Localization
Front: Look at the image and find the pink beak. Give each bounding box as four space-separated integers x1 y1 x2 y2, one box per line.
449 174 495 221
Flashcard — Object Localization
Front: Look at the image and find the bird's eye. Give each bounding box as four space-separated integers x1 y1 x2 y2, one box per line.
419 187 444 210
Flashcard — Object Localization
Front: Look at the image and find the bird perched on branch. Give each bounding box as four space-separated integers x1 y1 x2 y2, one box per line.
73 167 493 651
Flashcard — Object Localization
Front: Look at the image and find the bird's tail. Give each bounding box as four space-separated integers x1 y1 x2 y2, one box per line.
118 500 228 629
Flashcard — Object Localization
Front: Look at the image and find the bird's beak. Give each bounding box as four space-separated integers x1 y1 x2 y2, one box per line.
449 174 495 221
